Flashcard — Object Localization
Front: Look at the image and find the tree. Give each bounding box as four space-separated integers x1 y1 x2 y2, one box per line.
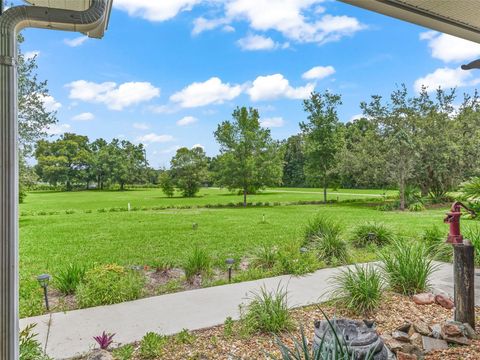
214 107 283 206
301 91 343 203
282 134 306 187
158 170 175 197
170 147 208 197
109 139 147 190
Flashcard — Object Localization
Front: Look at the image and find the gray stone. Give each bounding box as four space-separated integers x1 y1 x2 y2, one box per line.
392 330 411 342
413 322 430 336
462 322 478 339
443 335 471 346
430 324 442 339
86 350 113 360
422 336 448 353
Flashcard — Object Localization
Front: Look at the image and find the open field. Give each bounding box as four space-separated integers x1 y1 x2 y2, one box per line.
18 187 459 318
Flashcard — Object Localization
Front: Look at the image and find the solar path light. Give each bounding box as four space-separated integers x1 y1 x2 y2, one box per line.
36 274 51 311
226 258 235 283
0 1 112 357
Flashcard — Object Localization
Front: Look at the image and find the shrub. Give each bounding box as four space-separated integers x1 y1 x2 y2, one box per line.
175 328 196 345
304 216 342 246
460 176 480 201
408 202 426 212
112 345 135 360
139 332 167 359
314 232 349 265
275 243 321 276
184 247 212 283
251 245 277 270
421 225 451 262
76 264 145 308
20 324 52 360
380 240 438 295
331 265 384 315
351 222 394 248
54 263 87 295
240 286 293 335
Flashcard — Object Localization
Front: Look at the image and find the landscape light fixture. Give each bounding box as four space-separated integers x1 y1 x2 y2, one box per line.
300 247 308 254
36 274 51 311
226 258 235 283
0 1 112 357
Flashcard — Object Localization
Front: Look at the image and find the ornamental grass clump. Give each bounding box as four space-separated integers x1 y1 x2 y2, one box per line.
251 244 278 270
351 222 394 248
380 240 438 295
421 225 451 262
76 264 145 308
54 263 87 295
184 246 212 283
240 285 293 335
331 264 384 315
275 242 321 276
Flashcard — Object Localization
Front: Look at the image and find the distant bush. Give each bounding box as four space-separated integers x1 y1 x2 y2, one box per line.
139 332 167 359
240 286 293 335
408 202 426 212
76 264 145 308
251 245 277 270
184 247 212 283
380 240 437 295
331 264 384 315
421 225 451 262
54 263 87 295
351 222 394 248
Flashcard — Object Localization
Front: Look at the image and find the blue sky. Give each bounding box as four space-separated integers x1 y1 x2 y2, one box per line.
18 0 480 168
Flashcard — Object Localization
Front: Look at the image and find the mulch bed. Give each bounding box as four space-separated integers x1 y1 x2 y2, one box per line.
111 292 480 359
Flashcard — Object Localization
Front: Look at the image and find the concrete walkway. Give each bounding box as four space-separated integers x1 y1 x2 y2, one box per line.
20 262 477 359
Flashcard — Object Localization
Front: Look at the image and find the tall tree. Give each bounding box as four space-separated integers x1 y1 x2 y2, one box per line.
214 107 283 206
282 134 306 187
301 91 343 203
110 139 147 190
170 147 208 197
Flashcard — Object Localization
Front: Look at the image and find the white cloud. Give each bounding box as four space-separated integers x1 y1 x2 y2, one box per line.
414 67 476 93
159 145 181 154
302 65 335 80
420 31 480 63
348 114 363 122
133 122 150 130
192 144 204 149
44 123 71 136
72 112 94 121
66 80 160 110
177 116 198 126
237 34 279 51
64 36 88 47
247 74 314 101
170 77 242 108
24 50 40 60
137 133 174 143
260 117 285 128
114 0 201 22
193 17 229 35
39 94 62 112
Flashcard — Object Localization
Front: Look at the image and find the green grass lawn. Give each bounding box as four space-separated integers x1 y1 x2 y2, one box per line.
19 187 456 318
20 187 397 213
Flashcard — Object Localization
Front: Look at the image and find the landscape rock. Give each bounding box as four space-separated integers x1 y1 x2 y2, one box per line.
435 294 454 309
397 352 417 360
396 323 412 333
392 330 411 342
443 335 472 346
413 321 430 336
86 350 113 360
383 335 404 353
412 293 435 305
430 324 441 339
422 336 448 353
441 323 463 337
409 332 422 348
462 322 478 339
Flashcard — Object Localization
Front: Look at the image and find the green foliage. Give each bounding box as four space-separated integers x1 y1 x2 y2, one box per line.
408 202 426 212
54 263 87 295
139 332 167 359
251 245 278 270
184 247 212 283
331 265 384 315
464 225 480 266
175 328 196 345
158 170 175 197
460 177 480 201
282 134 306 187
240 286 293 335
20 324 51 360
76 264 145 308
304 216 342 246
351 222 394 247
223 317 235 338
421 225 451 262
112 345 135 360
275 243 321 276
170 147 208 197
380 240 438 295
214 106 283 206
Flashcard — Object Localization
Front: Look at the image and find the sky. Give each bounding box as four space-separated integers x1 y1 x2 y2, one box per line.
17 0 480 168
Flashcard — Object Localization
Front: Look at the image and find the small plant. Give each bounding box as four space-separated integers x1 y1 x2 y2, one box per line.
20 324 51 360
54 263 87 295
65 209 75 215
314 232 349 265
351 222 394 248
251 244 277 270
112 344 135 360
380 240 438 295
93 331 115 350
421 225 451 262
175 328 196 345
240 285 293 335
156 279 183 295
304 216 342 247
154 260 174 274
76 264 145 308
408 202 426 212
184 247 212 283
331 264 384 315
139 332 167 359
275 243 321 276
223 316 235 338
